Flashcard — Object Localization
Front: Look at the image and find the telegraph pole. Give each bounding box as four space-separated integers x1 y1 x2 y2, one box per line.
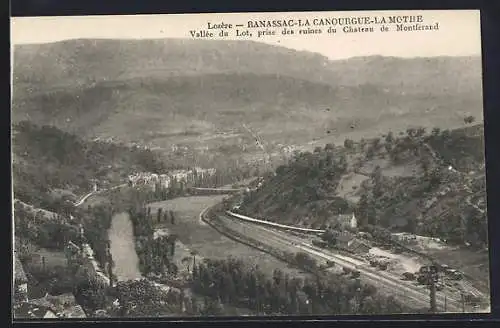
430 279 437 313
424 263 438 313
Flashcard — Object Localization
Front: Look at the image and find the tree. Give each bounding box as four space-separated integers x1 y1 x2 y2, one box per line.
190 250 199 271
74 278 107 313
371 166 384 199
406 216 417 234
157 208 163 223
464 115 476 124
114 279 174 317
385 132 394 144
344 139 354 149
406 128 416 138
202 296 223 315
415 127 426 138
356 193 373 228
384 142 392 154
169 234 178 257
324 143 335 152
431 127 441 137
273 269 284 286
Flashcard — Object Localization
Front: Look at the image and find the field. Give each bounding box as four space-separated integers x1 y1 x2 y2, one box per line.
336 173 369 203
22 248 69 299
147 196 312 278
26 248 67 270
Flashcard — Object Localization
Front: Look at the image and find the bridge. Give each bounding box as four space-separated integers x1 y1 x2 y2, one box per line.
189 187 244 195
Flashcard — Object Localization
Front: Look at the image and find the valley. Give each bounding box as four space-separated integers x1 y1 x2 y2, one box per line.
11 37 489 318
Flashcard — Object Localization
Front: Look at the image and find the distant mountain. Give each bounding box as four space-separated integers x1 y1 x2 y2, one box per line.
12 39 336 93
13 39 482 95
11 38 484 159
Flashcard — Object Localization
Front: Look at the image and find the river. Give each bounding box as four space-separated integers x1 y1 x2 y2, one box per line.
108 212 142 281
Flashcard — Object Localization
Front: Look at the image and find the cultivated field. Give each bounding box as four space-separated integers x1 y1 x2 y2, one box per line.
147 196 312 278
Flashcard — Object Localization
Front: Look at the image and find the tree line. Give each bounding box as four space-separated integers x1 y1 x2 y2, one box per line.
14 202 80 251
353 126 487 248
240 145 350 228
190 257 412 315
128 205 179 277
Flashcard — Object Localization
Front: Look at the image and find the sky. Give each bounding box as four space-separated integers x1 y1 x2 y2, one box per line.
11 10 482 60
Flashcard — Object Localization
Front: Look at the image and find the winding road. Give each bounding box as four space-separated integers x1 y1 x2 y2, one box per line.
74 183 128 207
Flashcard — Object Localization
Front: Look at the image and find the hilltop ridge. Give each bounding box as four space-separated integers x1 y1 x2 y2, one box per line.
239 123 487 247
12 38 483 165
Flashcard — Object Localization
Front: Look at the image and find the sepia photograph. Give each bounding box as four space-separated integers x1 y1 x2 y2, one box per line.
11 10 490 319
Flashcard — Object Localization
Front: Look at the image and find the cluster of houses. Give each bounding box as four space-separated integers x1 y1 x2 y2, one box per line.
13 252 87 319
314 213 372 254
127 167 217 191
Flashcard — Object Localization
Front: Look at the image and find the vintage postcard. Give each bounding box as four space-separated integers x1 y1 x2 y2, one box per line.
11 10 489 319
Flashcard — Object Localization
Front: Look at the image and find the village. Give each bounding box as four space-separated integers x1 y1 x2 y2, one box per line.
127 167 217 191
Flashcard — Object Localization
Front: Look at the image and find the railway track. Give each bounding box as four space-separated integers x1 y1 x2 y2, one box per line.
224 210 491 312
218 213 466 312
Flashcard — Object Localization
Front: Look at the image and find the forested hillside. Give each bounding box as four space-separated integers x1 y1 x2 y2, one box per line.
239 123 487 248
12 121 167 210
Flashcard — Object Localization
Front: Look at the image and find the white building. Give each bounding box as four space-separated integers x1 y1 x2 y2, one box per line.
337 213 358 229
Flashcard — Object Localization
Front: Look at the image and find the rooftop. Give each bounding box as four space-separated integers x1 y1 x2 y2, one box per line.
29 293 87 318
347 239 371 253
336 233 355 243
14 302 56 319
